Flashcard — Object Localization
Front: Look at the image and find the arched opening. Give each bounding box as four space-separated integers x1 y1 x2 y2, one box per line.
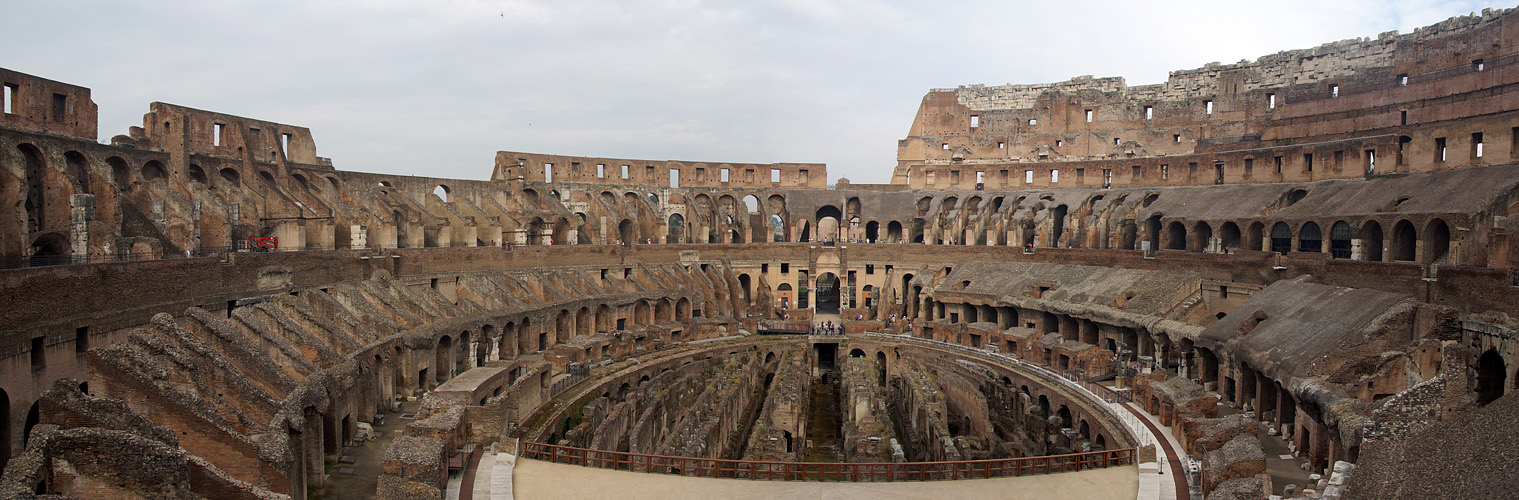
1271 222 1293 253
19 144 48 234
1145 215 1162 250
795 219 810 242
187 164 207 185
23 401 39 450
816 272 841 314
1361 221 1384 261
1245 222 1264 252
1476 349 1507 405
1166 221 1186 250
1219 222 1240 252
219 167 241 188
1192 221 1212 252
1392 220 1417 261
865 220 879 242
141 160 167 181
743 195 760 213
738 274 753 307
433 185 450 202
887 220 903 243
816 205 842 242
107 156 131 191
861 284 874 309
64 151 90 193
776 283 794 310
1425 218 1451 263
555 309 573 343
667 213 685 243
1329 221 1353 259
1057 405 1073 429
1397 135 1412 166
1048 204 1068 248
1299 222 1323 253
435 335 453 383
849 348 865 358
551 217 570 245
30 232 70 265
618 219 635 246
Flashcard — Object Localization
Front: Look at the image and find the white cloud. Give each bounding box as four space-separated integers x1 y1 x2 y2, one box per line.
0 0 1500 182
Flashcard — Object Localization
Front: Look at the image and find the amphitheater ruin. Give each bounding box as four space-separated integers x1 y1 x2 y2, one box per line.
5 6 1519 500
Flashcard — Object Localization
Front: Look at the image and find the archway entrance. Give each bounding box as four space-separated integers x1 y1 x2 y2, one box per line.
815 273 841 315
1476 349 1506 405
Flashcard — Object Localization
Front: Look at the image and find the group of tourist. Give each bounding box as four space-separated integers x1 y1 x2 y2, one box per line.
813 321 842 335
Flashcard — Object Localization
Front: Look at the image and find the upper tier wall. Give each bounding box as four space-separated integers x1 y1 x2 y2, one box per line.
895 7 1519 188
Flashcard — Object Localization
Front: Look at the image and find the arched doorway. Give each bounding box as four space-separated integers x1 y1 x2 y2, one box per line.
1392 220 1417 261
815 273 841 314
1271 222 1292 253
1361 221 1384 261
1219 222 1241 252
618 219 635 246
1476 349 1507 405
1192 221 1212 252
1166 221 1186 250
667 213 685 243
435 335 453 383
1425 218 1451 263
1298 222 1322 253
1329 221 1353 259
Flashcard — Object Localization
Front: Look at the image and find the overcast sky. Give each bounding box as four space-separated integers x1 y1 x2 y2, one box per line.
3 0 1501 184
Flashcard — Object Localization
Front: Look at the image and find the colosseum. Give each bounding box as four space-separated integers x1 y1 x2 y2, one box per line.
4 6 1519 500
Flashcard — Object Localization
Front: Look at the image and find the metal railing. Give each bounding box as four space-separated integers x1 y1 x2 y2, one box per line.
521 442 1133 482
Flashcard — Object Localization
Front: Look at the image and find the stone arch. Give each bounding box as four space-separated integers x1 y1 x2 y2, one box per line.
1425 218 1451 263
1329 221 1353 258
1271 222 1293 253
675 297 691 320
555 309 573 343
551 217 570 245
433 184 450 202
186 164 208 186
1048 204 1068 248
141 160 168 181
1392 219 1417 261
1191 221 1212 252
63 151 90 192
219 167 241 188
667 213 685 243
816 205 842 242
1361 220 1384 262
577 307 592 337
596 305 613 332
107 156 131 191
435 335 452 383
634 300 652 325
1298 221 1323 253
887 220 903 243
18 143 50 234
1219 222 1240 252
1476 348 1507 405
738 274 753 307
618 219 635 246
1245 221 1264 252
1165 221 1186 250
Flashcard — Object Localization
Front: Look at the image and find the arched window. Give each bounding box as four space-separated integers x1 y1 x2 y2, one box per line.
1270 222 1292 253
1298 222 1322 252
1329 221 1352 258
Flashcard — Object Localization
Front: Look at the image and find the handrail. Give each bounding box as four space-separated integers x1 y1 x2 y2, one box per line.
520 441 1133 482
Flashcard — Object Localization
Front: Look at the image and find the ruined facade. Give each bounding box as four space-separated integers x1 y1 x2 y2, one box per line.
4 6 1519 500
